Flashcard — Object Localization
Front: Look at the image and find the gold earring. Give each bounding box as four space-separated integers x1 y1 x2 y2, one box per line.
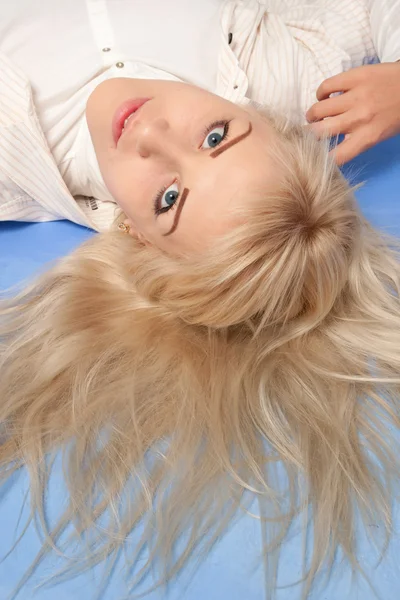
118 223 130 234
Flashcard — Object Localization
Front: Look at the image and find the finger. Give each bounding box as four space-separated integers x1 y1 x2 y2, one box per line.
330 132 370 165
306 93 351 123
308 113 354 139
316 68 365 101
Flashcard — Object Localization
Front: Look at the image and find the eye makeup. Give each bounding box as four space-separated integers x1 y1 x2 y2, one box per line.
210 121 252 158
153 180 180 216
199 120 231 149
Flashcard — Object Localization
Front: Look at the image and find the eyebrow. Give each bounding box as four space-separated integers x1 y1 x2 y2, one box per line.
163 122 253 236
163 187 190 236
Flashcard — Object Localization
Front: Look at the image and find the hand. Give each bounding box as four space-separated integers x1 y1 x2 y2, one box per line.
306 62 400 164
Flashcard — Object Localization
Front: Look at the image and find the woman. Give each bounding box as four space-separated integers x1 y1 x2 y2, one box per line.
1 1 400 598
1 0 400 234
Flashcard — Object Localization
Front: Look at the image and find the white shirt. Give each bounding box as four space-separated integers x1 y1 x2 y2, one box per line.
1 0 399 231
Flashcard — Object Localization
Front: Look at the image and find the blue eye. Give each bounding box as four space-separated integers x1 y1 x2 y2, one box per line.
154 182 179 215
201 121 230 149
202 125 225 149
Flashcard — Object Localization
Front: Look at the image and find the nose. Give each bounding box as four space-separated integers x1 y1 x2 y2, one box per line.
134 117 172 159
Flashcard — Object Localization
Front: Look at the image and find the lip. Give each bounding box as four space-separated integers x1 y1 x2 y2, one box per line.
112 98 151 146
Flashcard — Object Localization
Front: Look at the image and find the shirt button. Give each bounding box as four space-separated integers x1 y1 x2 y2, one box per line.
102 47 111 52
116 61 125 68
228 33 233 45
233 85 238 90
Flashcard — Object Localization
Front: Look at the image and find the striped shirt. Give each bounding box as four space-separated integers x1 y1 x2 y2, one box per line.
1 0 399 231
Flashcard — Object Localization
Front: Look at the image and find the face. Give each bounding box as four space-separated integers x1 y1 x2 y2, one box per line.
86 78 279 254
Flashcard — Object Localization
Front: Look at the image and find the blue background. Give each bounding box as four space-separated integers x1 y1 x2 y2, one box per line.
0 136 399 600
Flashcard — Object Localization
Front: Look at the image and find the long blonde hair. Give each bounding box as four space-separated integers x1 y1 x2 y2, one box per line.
1 111 400 598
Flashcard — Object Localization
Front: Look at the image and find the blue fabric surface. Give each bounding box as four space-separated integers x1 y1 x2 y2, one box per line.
0 137 400 600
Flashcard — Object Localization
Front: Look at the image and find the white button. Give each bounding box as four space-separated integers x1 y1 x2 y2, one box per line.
102 47 111 52
116 62 124 68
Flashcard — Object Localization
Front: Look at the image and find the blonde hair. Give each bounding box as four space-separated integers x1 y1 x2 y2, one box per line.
1 111 400 599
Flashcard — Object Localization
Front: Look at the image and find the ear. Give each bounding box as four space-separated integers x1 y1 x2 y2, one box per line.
121 218 137 238
122 219 152 247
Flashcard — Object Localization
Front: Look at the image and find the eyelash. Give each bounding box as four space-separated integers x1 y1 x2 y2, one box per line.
201 119 231 148
153 119 231 216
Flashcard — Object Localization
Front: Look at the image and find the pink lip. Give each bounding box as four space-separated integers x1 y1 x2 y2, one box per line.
112 98 151 146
